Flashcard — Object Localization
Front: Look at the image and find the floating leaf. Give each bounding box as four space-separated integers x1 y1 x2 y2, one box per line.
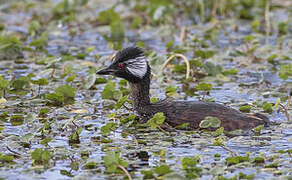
195 83 212 91
223 68 238 75
0 154 14 163
31 148 50 165
31 78 49 86
0 35 23 60
102 80 122 100
213 127 224 137
84 161 96 169
181 156 202 178
263 102 273 113
225 156 249 166
141 170 155 179
194 50 215 59
0 76 9 91
203 62 223 76
101 122 118 135
65 74 76 83
154 164 172 176
274 98 281 109
69 127 82 144
120 114 136 124
30 31 49 49
239 105 251 113
146 112 166 129
10 114 24 126
279 64 292 80
253 125 264 136
103 151 128 174
115 95 129 110
199 116 221 128
84 73 96 89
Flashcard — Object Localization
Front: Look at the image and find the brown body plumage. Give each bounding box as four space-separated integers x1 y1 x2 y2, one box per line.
97 47 269 131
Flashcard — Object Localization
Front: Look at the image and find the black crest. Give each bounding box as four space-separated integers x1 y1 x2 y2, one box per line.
113 46 145 63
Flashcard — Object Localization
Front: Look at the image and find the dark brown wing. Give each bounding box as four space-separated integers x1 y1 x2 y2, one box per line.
146 100 268 131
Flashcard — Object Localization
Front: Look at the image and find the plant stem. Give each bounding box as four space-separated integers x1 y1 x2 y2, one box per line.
279 103 290 122
161 54 190 79
157 125 170 135
199 0 205 23
6 146 21 157
120 131 139 148
265 0 271 43
220 145 239 157
117 164 132 180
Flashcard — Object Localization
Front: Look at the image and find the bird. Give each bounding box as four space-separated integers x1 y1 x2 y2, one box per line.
97 47 269 131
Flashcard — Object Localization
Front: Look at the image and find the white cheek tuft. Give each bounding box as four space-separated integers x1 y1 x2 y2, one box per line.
125 56 147 79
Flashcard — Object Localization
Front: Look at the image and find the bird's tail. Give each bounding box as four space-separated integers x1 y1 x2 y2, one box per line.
253 113 269 125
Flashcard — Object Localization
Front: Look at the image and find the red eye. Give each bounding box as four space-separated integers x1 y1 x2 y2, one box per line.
118 63 124 69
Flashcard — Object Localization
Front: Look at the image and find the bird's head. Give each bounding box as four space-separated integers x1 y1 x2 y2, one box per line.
97 47 149 83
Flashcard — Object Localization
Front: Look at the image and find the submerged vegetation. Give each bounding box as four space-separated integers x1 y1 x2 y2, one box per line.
0 0 292 179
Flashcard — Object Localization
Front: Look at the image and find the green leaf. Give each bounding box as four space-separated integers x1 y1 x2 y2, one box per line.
223 68 238 75
30 31 49 49
141 170 155 179
279 64 292 80
175 123 190 129
86 46 95 53
97 8 120 24
46 93 64 105
263 102 273 113
225 156 249 166
56 85 76 98
84 73 96 89
39 108 50 115
120 114 136 124
244 35 256 43
203 62 223 76
278 22 288 35
84 161 96 169
239 105 251 113
101 122 118 135
199 116 221 129
213 137 225 146
274 98 281 109
11 76 31 91
40 137 52 146
154 164 172 176
31 78 49 86
0 35 23 60
239 172 255 179
31 148 50 165
194 50 215 59
65 74 76 83
10 114 24 126
253 125 264 135
28 20 41 36
147 112 166 129
102 80 117 100
195 83 212 91
0 76 9 90
181 156 199 170
213 127 224 136
103 151 128 174
264 162 279 168
0 154 14 163
110 21 125 40
115 95 129 110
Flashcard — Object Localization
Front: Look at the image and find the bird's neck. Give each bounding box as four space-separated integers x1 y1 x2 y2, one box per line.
128 67 151 110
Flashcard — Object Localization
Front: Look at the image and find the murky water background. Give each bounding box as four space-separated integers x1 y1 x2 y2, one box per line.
0 0 292 179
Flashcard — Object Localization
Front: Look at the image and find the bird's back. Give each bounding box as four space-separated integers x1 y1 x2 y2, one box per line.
142 100 269 131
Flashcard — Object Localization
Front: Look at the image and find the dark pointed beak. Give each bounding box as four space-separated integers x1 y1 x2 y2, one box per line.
96 66 115 75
